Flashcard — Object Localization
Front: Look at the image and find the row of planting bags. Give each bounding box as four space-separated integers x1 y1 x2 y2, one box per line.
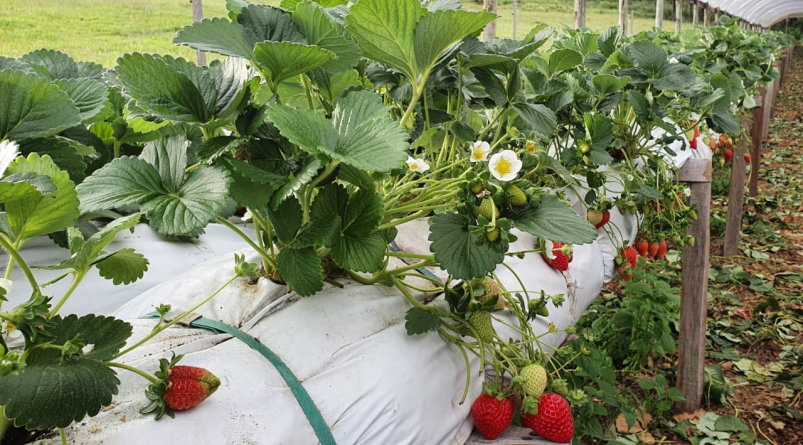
7 125 710 444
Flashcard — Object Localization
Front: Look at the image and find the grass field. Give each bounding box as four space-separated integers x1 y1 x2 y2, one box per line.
0 0 690 68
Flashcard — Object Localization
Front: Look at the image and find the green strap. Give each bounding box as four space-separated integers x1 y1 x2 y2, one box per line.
144 313 336 445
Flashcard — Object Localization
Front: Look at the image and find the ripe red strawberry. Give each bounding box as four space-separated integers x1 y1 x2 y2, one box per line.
596 210 610 229
634 239 649 257
724 149 733 163
744 154 751 163
163 366 221 410
472 386 514 439
648 242 659 258
657 240 668 259
521 410 538 430
543 241 572 272
617 266 633 281
689 137 697 149
694 126 700 139
528 393 574 443
621 247 637 268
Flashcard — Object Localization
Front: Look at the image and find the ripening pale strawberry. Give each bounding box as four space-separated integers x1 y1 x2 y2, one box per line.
478 276 505 310
634 239 649 257
724 149 734 163
744 154 751 163
528 393 574 443
163 366 221 411
694 126 700 139
472 389 514 440
709 137 718 151
519 364 548 398
469 311 496 343
617 265 633 281
588 210 610 229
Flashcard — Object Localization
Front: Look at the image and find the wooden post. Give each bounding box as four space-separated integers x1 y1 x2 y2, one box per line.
656 0 664 29
714 9 720 24
723 120 750 257
675 0 682 34
675 159 712 413
771 60 781 117
692 0 698 27
482 0 498 41
512 0 517 39
574 0 587 28
703 7 709 27
749 90 766 197
631 10 634 34
762 80 773 141
192 0 206 66
619 0 628 35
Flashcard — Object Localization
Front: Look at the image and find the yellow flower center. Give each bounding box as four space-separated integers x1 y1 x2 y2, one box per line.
410 162 419 170
495 158 512 175
526 141 536 153
472 148 484 159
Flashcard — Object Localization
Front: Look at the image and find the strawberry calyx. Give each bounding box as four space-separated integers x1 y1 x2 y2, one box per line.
140 352 184 420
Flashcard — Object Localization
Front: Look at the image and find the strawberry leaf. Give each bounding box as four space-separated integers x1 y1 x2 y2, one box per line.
428 213 506 280
94 248 149 285
404 307 442 335
511 195 597 245
277 247 324 297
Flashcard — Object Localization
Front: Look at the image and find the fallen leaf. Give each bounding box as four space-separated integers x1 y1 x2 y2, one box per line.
674 408 706 424
769 419 786 430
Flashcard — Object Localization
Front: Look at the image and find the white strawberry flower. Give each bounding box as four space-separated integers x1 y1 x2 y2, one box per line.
544 240 556 260
488 150 522 182
405 156 430 173
242 210 253 222
470 141 491 163
0 140 19 177
1 321 22 342
684 187 691 197
669 57 679 64
627 174 634 182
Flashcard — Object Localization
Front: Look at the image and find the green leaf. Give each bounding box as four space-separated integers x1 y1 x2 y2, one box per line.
548 49 583 76
0 70 82 141
292 1 362 73
114 53 211 124
253 41 335 86
512 195 597 245
76 156 165 211
512 102 557 136
268 90 409 172
17 137 88 183
277 247 324 296
714 415 748 432
207 57 250 118
0 314 132 430
428 213 505 280
141 165 229 236
655 64 695 91
55 78 109 123
268 197 303 245
173 18 254 59
344 0 424 79
413 9 495 74
140 137 188 192
19 49 81 80
95 248 150 285
238 3 306 48
311 183 349 221
0 173 55 203
220 157 285 209
5 153 79 240
588 114 614 151
405 307 442 335
330 188 386 272
292 216 340 248
270 156 321 209
628 40 667 75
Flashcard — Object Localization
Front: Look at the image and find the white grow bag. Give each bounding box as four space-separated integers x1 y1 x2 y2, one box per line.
2 148 702 445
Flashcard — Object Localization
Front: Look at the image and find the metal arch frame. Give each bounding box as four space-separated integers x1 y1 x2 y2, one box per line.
697 0 803 27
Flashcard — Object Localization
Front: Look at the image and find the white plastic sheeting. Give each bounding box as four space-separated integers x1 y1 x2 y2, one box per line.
699 0 801 28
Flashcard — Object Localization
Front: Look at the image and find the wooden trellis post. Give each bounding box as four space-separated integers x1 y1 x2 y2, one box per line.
675 0 682 34
703 7 710 27
512 0 517 39
482 0 498 41
192 0 206 66
749 90 766 197
619 0 629 35
714 9 720 24
574 0 587 28
692 0 699 27
762 79 773 141
675 159 713 413
656 0 664 29
723 118 751 257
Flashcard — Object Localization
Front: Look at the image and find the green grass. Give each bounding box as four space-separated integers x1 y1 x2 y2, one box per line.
0 0 691 68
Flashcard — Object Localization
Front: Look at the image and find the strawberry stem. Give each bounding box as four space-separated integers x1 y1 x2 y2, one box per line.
107 362 159 384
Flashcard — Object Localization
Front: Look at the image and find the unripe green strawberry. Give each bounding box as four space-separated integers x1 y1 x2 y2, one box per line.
478 276 505 310
469 311 495 343
474 198 499 221
506 185 527 206
469 179 485 195
485 227 501 242
537 305 549 316
688 209 698 220
519 364 548 398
